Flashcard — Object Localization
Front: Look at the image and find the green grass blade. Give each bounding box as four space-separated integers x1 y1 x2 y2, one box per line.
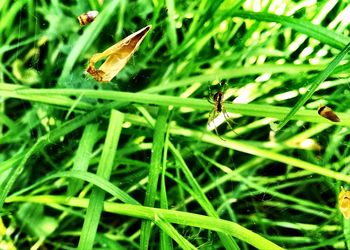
67 123 99 196
78 109 124 250
140 106 169 249
7 196 285 250
165 0 178 50
171 128 350 183
276 42 350 131
0 101 120 209
169 143 240 249
342 213 350 248
10 170 139 205
160 128 173 250
231 10 350 50
11 87 350 125
155 214 196 249
0 1 25 37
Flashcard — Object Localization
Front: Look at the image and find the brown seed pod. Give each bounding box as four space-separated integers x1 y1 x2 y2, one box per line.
317 105 340 122
77 11 99 26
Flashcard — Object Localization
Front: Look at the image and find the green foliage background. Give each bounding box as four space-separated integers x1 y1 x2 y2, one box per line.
1 0 350 249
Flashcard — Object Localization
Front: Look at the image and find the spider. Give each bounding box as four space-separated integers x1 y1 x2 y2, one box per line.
207 83 236 139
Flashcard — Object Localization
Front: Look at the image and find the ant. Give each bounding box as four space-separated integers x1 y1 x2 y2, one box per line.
207 82 236 140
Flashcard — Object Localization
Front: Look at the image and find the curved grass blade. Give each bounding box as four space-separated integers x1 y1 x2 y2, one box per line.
276 42 350 131
231 11 350 50
7 195 285 250
78 109 124 250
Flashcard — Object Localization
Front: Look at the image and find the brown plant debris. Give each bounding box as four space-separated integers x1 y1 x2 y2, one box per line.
86 25 152 83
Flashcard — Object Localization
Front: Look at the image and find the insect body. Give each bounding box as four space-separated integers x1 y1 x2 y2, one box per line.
208 88 236 139
317 105 340 122
213 91 224 113
78 11 99 26
339 186 350 219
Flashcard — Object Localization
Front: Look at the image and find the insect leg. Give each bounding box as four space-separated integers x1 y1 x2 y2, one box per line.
222 108 238 136
208 109 225 141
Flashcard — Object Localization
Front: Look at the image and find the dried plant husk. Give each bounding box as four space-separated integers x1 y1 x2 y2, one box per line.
339 186 350 219
86 25 151 82
78 11 99 26
317 105 340 122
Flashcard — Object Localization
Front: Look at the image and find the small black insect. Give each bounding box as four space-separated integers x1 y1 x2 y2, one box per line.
207 83 236 139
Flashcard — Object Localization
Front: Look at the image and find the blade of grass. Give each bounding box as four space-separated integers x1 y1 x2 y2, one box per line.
140 106 169 249
186 1 222 40
0 101 121 209
136 105 239 248
238 173 333 213
0 152 25 174
13 87 350 127
189 152 333 218
165 0 177 50
169 127 350 183
12 167 210 248
0 112 15 128
7 195 285 250
342 212 350 248
276 42 350 131
143 64 326 93
197 155 334 218
115 0 126 38
160 123 173 249
67 123 99 196
136 106 196 248
0 0 25 37
78 109 124 250
169 143 240 250
1 62 323 92
0 83 92 110
155 214 196 250
10 170 139 205
231 11 350 50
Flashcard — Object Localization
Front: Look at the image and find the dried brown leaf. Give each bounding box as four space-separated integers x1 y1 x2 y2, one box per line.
86 25 152 83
